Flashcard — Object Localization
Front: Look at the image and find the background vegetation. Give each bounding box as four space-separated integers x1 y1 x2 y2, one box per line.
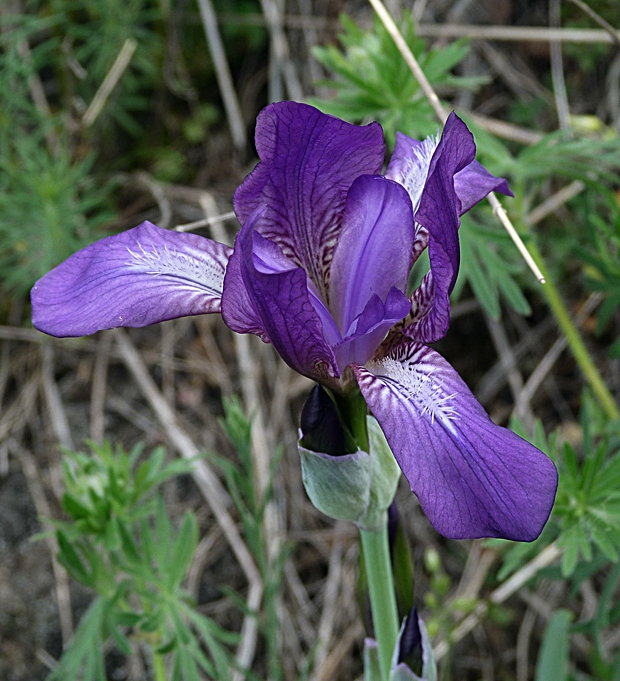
1 0 620 680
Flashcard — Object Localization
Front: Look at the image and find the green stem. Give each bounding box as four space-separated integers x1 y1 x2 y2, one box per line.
527 241 620 420
334 390 399 680
152 651 167 681
360 526 400 681
333 387 370 451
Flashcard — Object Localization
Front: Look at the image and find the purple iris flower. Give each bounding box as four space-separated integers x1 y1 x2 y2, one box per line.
31 102 557 541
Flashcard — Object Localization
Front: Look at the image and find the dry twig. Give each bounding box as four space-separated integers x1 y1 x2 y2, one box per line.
82 38 137 127
196 0 247 151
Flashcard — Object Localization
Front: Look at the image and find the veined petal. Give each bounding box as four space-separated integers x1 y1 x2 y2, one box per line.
454 160 513 214
385 132 439 213
354 343 558 541
253 231 342 347
334 288 410 371
223 209 339 381
386 131 512 217
220 224 271 342
409 112 476 343
234 102 385 294
402 271 447 345
31 221 231 337
329 175 414 334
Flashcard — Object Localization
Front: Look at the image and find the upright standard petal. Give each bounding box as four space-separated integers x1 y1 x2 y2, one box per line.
354 343 558 541
406 113 476 343
234 102 385 294
454 160 513 214
333 288 411 371
224 209 339 382
385 132 439 213
386 130 512 217
31 221 232 337
329 175 414 335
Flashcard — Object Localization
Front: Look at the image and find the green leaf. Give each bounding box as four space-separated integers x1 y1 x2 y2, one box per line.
164 512 199 592
56 531 90 585
459 226 500 318
61 492 93 520
115 516 142 567
47 597 107 681
535 609 573 681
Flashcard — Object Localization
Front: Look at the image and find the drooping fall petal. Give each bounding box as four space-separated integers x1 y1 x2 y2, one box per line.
354 342 558 541
233 102 385 294
31 221 231 337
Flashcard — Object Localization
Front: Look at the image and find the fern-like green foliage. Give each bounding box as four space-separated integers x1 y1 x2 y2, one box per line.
0 13 115 295
506 394 620 578
310 14 486 147
0 134 113 294
45 441 237 681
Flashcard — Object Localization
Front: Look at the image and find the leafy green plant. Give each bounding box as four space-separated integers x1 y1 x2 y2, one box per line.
44 440 238 681
504 394 620 579
0 134 114 295
211 397 289 681
0 13 115 296
311 14 486 146
534 609 573 681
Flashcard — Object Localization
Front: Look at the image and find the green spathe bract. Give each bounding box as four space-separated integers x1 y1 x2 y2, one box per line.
299 415 400 531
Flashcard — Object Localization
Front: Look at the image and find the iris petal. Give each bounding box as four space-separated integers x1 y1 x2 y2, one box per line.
404 113 475 344
334 288 410 371
31 221 231 337
454 159 513 213
234 102 385 294
329 175 415 335
222 209 339 382
354 342 558 541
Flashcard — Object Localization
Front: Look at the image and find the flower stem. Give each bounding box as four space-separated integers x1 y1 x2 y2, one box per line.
527 240 620 420
360 526 400 681
336 389 399 680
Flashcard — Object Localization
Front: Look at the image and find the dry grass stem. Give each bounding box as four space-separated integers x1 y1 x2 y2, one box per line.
549 0 571 130
417 23 615 44
215 13 616 44
367 0 545 284
90 330 112 443
516 608 536 681
82 38 137 127
567 0 620 46
464 112 544 145
136 172 173 229
187 526 222 599
196 0 247 150
434 542 562 660
40 344 74 451
484 314 534 428
15 38 58 155
513 292 604 419
311 523 346 681
174 211 236 232
526 180 586 226
259 0 303 102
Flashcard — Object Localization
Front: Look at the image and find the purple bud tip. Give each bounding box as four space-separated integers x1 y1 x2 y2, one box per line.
300 385 354 456
399 606 423 672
